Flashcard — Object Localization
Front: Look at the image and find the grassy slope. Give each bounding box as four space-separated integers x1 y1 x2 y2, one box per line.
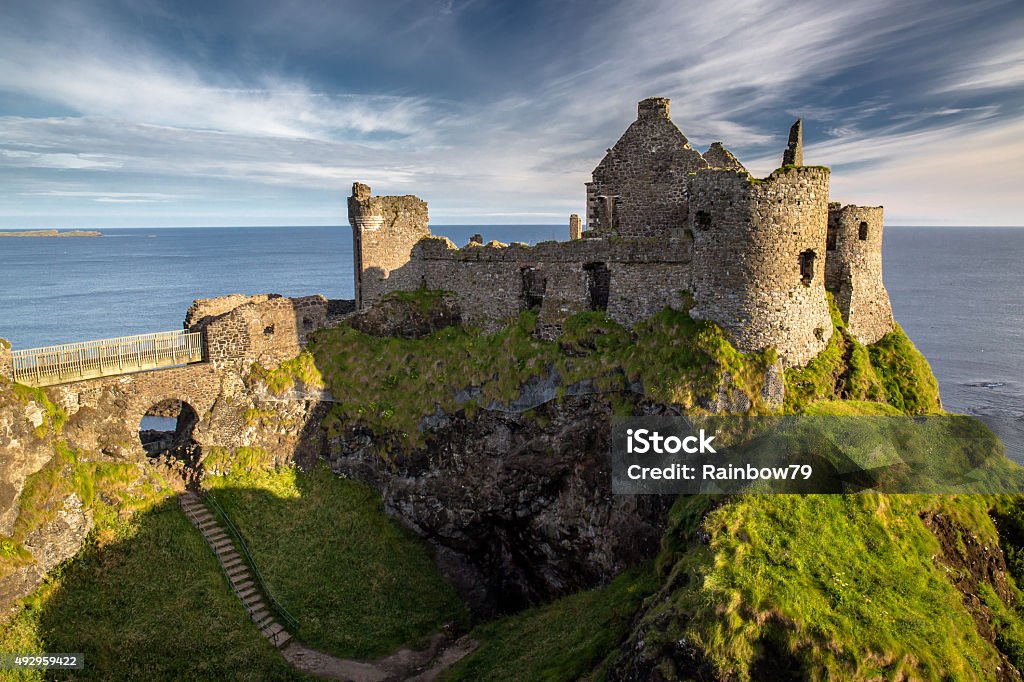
0 497 305 681
647 493 1015 680
441 566 658 682
203 464 469 659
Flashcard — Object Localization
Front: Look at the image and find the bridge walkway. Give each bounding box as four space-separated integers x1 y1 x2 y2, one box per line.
5 330 204 387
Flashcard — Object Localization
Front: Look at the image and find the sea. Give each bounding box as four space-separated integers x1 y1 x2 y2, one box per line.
1 225 1022 454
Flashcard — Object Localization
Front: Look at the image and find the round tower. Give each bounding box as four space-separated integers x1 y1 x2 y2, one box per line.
688 166 833 367
825 204 894 344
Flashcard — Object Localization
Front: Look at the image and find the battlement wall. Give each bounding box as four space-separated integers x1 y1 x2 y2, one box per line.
826 204 894 344
688 166 833 366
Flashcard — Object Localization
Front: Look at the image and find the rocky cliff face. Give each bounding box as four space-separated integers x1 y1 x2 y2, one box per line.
325 392 674 616
0 380 97 615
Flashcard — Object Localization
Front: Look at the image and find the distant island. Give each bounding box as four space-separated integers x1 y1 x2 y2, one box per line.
0 229 102 237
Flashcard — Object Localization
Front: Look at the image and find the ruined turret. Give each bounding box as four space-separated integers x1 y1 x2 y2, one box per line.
825 204 894 344
688 166 833 367
783 119 803 166
348 183 430 309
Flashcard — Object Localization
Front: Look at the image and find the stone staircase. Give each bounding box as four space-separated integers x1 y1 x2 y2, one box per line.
179 490 293 649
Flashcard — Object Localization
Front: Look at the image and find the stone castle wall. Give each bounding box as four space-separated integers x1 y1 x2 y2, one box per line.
688 166 834 367
586 98 708 238
347 98 895 369
409 236 692 335
186 294 329 370
348 182 430 308
826 204 894 344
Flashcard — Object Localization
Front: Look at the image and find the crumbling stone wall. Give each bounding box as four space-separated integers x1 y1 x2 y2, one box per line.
404 236 692 336
702 142 746 171
186 294 328 371
826 204 894 344
348 182 430 309
688 166 834 367
585 98 708 238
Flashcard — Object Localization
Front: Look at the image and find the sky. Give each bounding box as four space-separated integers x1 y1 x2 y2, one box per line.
0 0 1022 228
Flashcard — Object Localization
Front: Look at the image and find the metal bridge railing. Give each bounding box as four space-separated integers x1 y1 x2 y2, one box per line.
7 330 204 387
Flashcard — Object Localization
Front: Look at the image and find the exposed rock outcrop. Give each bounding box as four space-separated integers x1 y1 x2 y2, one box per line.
325 393 674 616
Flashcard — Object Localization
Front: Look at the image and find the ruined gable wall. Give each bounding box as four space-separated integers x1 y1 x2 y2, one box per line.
408 237 693 335
587 99 708 238
826 205 894 344
187 294 329 371
688 167 833 367
349 183 430 309
702 142 746 171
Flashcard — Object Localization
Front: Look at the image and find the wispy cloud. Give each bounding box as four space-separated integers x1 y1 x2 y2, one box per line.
0 0 1021 226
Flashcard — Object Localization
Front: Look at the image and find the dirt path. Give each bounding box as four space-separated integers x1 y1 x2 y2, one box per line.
281 633 478 681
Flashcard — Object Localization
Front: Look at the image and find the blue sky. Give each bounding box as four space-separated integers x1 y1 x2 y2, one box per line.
0 0 1022 228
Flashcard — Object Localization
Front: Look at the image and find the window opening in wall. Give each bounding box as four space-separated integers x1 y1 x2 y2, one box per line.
859 221 869 240
583 262 611 311
264 324 275 336
826 226 837 251
799 250 816 286
521 267 546 310
694 210 711 231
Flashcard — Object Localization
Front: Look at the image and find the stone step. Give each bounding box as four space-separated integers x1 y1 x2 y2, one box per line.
244 599 266 614
237 585 259 601
219 553 243 565
250 607 271 624
233 580 255 593
227 565 251 580
273 631 292 648
261 622 285 640
210 538 233 550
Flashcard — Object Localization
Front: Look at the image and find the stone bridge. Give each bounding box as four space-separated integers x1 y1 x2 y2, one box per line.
1 294 352 460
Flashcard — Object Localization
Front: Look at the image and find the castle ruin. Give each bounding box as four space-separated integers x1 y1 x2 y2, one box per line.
348 98 894 367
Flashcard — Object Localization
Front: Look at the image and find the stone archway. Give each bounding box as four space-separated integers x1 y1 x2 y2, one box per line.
138 398 201 467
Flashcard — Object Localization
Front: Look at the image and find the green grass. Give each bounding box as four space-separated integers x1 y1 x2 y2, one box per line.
785 295 937 415
203 464 469 658
0 498 306 681
304 304 777 452
641 493 1020 681
441 565 659 682
868 324 942 414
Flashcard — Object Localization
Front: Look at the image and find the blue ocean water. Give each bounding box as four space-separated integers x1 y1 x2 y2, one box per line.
1 225 1021 422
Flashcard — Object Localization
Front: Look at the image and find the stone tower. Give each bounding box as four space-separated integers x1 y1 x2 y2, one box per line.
348 183 430 309
825 204 894 344
688 167 834 367
585 98 708 237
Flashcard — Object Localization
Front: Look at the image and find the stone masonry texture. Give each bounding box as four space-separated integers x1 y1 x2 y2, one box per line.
585 97 709 238
826 204 895 344
346 97 892 367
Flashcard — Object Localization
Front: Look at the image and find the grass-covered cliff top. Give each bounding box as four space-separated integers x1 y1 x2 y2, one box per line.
249 290 940 453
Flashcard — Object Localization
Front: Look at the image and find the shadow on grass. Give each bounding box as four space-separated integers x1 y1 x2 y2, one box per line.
0 495 304 681
202 463 470 660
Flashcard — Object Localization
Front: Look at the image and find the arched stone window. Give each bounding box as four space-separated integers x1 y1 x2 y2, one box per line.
859 221 869 240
